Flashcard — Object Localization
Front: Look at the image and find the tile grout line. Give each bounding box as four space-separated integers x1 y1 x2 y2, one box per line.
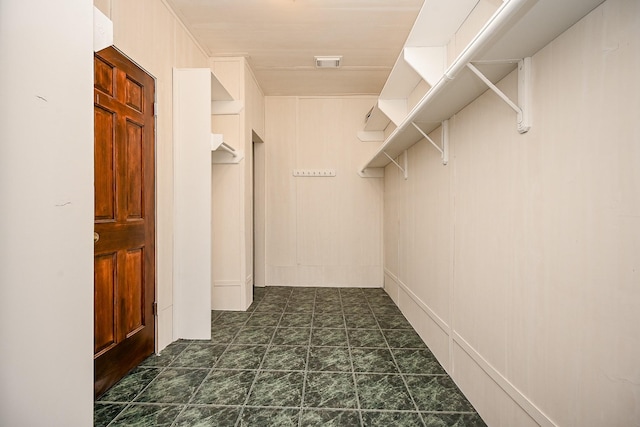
97 287 486 426
236 287 292 427
169 311 255 427
297 288 317 427
366 293 428 427
106 342 191 427
340 288 366 427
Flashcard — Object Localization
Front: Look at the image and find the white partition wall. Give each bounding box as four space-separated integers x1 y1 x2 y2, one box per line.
173 68 212 339
0 0 94 425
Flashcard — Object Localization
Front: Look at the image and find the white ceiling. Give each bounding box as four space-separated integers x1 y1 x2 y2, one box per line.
166 0 425 96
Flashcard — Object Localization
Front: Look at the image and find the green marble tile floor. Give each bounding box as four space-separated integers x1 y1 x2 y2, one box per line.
95 287 487 426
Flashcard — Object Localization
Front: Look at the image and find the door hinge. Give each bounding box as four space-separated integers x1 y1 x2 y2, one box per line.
152 301 158 316
153 102 158 117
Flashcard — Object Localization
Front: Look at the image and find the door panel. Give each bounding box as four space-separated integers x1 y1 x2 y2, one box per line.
123 248 144 337
94 253 117 355
94 106 116 220
94 46 155 397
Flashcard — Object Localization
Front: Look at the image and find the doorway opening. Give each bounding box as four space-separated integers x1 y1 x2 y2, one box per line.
252 130 265 296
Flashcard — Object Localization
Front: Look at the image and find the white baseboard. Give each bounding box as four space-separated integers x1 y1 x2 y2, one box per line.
383 271 555 427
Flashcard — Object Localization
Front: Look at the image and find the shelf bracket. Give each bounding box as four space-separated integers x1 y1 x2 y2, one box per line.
466 57 531 133
412 120 449 165
358 168 384 178
383 150 408 180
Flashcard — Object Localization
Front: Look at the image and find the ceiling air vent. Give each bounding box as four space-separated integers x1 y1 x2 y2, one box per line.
315 56 342 69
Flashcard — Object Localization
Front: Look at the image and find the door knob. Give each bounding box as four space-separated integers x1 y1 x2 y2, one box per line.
94 232 99 244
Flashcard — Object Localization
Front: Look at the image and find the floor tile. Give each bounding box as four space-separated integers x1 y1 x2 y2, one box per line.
94 403 126 427
314 301 343 313
272 327 311 345
340 294 364 303
170 343 227 368
351 348 398 373
262 346 308 371
284 301 314 312
173 406 241 427
365 294 396 305
135 368 208 404
246 371 304 407
404 375 475 412
308 346 352 372
96 286 486 426
139 342 188 367
97 366 160 402
356 373 414 411
422 412 487 427
300 409 362 426
191 369 256 405
288 295 316 305
311 328 348 347
316 289 340 298
279 312 313 327
233 326 276 345
267 287 293 297
344 313 379 329
304 372 358 409
341 303 373 314
383 329 427 349
393 349 446 375
262 293 289 303
376 315 412 330
313 312 346 328
290 287 316 296
371 304 402 316
212 311 252 325
109 403 183 426
361 410 424 427
246 312 282 326
238 407 300 427
255 302 287 313
210 325 242 343
340 288 364 296
215 345 267 370
348 329 387 348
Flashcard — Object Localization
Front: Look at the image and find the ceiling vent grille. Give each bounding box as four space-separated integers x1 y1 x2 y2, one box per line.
315 56 342 69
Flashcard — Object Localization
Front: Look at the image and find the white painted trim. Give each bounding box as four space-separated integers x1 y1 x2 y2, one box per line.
383 268 449 334
453 333 557 427
213 280 243 287
384 267 558 427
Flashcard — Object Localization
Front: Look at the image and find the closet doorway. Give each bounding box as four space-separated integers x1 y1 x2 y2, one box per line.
252 131 266 290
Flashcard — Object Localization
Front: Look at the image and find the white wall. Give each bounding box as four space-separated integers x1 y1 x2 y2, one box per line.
96 0 210 350
210 57 265 310
0 0 94 425
384 0 640 425
265 97 384 287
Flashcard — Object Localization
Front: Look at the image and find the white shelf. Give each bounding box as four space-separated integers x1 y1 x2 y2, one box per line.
365 0 476 131
210 70 233 101
210 70 244 115
363 104 390 132
360 0 605 171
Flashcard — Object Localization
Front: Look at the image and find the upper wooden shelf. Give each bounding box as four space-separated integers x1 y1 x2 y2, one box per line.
360 0 605 172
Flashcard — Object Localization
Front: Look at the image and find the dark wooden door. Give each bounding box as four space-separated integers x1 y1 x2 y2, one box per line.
94 47 156 397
